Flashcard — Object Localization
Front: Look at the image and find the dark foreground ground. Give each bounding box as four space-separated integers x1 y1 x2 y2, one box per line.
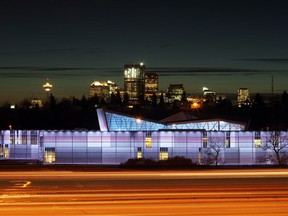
0 160 119 172
0 159 286 172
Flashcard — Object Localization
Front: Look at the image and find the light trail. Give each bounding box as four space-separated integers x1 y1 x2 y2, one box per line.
0 169 288 215
1 169 288 180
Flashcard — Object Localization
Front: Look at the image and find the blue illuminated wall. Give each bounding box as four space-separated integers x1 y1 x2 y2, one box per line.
1 130 287 166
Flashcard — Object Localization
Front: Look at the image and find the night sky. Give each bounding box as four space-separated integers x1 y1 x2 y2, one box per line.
1 0 288 104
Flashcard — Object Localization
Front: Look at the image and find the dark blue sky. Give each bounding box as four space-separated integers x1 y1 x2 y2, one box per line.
1 0 288 103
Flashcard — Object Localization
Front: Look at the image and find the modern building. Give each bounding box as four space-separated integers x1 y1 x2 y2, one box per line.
203 87 216 102
89 80 118 102
106 80 118 94
237 88 251 107
124 63 145 102
144 72 158 99
1 108 287 166
167 84 184 102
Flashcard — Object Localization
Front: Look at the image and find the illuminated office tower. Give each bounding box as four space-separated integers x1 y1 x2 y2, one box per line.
89 80 118 102
167 84 184 102
124 63 145 102
106 80 118 94
203 86 216 102
89 81 110 102
237 88 250 107
144 72 158 99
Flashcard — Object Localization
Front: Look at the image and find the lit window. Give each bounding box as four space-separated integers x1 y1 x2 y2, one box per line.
159 147 168 160
145 131 152 148
145 137 152 148
45 147 56 163
0 144 3 158
137 147 142 159
4 144 9 158
254 131 261 148
1 144 9 158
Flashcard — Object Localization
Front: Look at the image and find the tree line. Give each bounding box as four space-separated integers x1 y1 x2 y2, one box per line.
0 91 288 131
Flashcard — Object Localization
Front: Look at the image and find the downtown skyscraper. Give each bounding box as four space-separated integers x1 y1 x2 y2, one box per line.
124 63 145 102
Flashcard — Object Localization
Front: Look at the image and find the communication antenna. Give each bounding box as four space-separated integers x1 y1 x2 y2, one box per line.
271 75 274 99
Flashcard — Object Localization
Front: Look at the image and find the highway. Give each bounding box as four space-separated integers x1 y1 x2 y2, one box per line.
1 168 288 215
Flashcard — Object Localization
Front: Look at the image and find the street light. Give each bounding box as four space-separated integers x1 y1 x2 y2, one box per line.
10 103 18 130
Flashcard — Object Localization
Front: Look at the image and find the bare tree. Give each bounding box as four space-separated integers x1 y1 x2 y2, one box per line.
262 131 288 165
203 136 225 166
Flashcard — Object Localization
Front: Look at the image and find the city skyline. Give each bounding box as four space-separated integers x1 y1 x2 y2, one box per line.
1 0 288 103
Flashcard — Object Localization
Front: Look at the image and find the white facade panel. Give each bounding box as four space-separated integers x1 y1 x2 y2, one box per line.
1 129 288 166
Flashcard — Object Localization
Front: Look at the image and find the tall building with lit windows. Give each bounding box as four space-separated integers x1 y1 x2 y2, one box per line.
237 88 250 107
203 87 216 102
124 63 145 102
89 80 118 102
167 84 184 102
144 72 158 99
89 81 110 101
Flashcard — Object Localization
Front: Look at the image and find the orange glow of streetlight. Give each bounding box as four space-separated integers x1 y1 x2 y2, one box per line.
191 102 200 109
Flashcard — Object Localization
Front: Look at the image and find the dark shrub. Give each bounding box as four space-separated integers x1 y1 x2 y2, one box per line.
121 156 195 168
158 156 193 167
120 158 157 168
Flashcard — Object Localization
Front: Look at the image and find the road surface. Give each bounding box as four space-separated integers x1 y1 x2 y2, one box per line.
0 168 288 215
